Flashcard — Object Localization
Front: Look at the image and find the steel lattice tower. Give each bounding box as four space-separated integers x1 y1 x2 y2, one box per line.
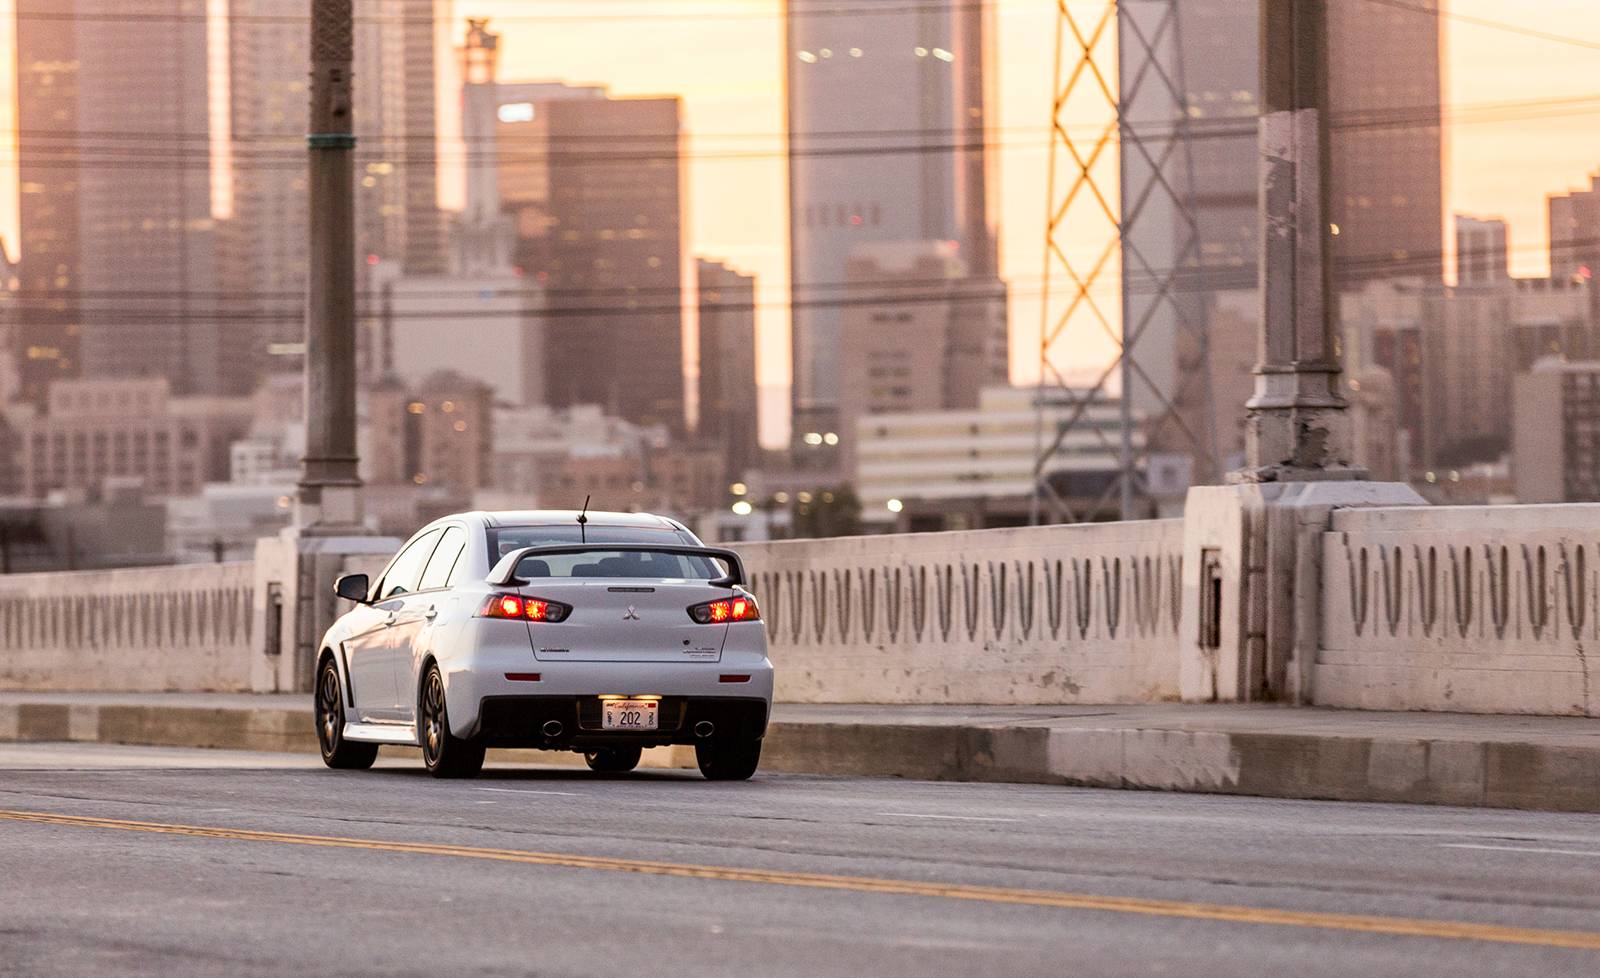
1034 0 1218 523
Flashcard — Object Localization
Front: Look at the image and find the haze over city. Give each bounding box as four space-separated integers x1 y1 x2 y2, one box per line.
2 0 1597 449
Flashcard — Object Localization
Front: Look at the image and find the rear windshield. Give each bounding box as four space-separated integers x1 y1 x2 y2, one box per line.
487 525 721 580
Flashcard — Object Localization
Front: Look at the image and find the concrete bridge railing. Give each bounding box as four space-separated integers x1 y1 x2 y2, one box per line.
0 563 257 692
1317 505 1600 718
2 501 1598 718
740 520 1184 704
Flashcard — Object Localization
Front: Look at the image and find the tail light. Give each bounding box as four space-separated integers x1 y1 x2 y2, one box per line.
478 593 572 623
688 594 760 624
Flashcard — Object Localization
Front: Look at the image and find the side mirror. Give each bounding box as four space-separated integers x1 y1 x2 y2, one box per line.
334 573 371 604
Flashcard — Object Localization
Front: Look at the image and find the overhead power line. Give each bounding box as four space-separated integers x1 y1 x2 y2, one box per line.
10 227 1596 309
1355 0 1600 53
10 232 1596 328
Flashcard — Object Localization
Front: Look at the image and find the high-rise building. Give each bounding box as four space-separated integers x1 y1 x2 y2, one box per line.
1326 0 1445 285
15 1 241 398
785 0 999 445
835 241 1007 476
14 2 81 405
1549 173 1600 329
1513 358 1600 504
398 0 448 276
1455 216 1510 287
488 84 686 430
696 260 760 483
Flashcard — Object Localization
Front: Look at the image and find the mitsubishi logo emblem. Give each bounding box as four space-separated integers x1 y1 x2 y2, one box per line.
623 606 641 620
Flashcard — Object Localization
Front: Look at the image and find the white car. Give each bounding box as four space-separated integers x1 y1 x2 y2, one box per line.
313 510 773 780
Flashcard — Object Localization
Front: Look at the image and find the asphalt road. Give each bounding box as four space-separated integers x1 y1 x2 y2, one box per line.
3 744 1600 977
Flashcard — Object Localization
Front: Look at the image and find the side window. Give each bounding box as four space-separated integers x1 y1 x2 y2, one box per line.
379 529 444 599
420 526 468 591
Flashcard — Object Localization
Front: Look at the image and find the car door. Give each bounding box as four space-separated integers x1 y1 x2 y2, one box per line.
388 524 469 718
347 528 442 722
337 599 392 723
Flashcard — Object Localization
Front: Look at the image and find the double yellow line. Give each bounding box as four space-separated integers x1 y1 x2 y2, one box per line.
4 808 1599 952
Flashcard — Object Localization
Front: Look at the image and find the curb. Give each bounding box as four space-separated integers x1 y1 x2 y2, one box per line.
4 700 1598 813
762 720 1600 813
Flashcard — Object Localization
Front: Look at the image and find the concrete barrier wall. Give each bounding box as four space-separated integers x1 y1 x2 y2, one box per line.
8 503 1597 715
1318 505 1600 717
0 563 256 692
739 520 1185 704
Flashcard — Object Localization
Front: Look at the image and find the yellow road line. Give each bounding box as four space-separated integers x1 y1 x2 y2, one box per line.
3 808 1599 952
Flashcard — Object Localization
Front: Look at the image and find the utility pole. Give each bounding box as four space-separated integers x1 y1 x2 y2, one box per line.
298 0 363 530
1238 0 1359 481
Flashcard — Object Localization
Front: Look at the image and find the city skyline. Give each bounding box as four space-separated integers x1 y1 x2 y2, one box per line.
0 1 1597 447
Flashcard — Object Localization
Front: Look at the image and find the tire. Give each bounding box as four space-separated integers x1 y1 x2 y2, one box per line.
696 736 761 781
584 746 643 773
419 664 485 779
316 657 378 770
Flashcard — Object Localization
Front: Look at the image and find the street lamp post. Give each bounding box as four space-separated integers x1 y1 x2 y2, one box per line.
299 0 363 531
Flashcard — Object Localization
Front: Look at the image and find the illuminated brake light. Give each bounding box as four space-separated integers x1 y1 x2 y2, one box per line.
478 594 571 623
688 595 761 624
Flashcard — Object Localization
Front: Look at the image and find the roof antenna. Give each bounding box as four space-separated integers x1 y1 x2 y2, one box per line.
577 494 590 544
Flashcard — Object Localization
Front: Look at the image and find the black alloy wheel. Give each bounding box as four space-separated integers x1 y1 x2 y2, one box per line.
419 664 486 779
316 658 378 770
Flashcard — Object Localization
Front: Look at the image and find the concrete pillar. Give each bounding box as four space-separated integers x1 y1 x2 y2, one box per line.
1176 0 1425 704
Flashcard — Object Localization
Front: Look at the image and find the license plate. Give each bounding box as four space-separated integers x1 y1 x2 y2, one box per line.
601 699 659 731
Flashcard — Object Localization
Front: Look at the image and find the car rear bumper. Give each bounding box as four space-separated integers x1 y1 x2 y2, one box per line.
439 655 774 740
469 695 769 749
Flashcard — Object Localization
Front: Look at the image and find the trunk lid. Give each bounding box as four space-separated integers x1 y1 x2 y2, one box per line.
522 580 731 662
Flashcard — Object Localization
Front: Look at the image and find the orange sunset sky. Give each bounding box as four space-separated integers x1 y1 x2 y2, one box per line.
2 1 1599 445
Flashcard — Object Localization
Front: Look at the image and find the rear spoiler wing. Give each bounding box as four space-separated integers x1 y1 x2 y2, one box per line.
486 544 747 588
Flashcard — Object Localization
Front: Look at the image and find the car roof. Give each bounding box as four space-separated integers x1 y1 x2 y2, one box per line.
466 510 685 531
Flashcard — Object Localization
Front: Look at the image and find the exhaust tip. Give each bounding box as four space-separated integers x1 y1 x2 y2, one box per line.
542 720 564 738
694 720 715 739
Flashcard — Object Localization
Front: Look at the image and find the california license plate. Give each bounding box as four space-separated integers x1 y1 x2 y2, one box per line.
602 699 659 731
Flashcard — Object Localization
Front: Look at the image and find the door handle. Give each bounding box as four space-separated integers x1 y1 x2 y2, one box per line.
424 607 438 621
384 613 397 627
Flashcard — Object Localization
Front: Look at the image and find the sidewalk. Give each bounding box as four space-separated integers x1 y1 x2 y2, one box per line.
4 692 1599 812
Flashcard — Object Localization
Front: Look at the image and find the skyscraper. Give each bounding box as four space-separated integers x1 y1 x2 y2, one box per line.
15 0 237 398
785 0 999 446
1549 173 1600 325
1327 0 1445 285
697 260 760 482
14 0 81 405
398 0 448 276
494 85 687 431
